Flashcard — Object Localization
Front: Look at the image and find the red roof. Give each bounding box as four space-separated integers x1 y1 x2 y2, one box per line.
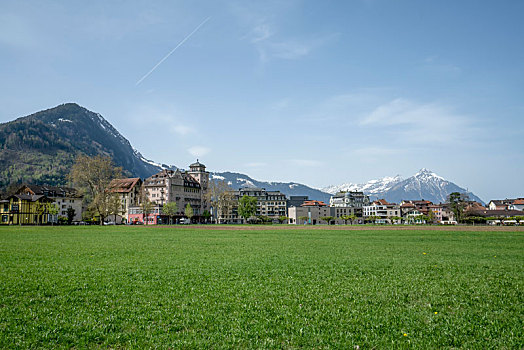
302 200 327 207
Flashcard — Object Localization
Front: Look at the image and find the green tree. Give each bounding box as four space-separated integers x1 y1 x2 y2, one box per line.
35 202 47 225
340 215 351 225
427 210 435 224
298 216 309 224
348 214 357 225
185 204 194 223
320 216 334 225
202 210 211 223
69 155 122 225
278 216 288 224
46 203 59 225
238 195 257 223
66 207 76 225
390 216 402 224
447 192 469 223
162 202 178 224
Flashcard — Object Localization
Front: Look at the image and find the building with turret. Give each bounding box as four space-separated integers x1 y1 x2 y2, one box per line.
130 160 210 223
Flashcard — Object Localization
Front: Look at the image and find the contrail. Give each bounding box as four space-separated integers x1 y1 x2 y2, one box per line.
135 16 211 86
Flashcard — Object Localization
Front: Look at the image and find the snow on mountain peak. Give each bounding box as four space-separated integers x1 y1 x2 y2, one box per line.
414 168 444 181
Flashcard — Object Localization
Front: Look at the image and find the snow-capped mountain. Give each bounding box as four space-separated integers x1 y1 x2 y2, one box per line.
323 169 484 204
322 175 403 196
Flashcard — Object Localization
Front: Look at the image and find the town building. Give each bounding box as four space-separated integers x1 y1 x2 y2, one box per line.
218 187 288 223
13 185 83 222
287 196 309 209
329 191 370 218
363 199 401 224
108 177 142 224
0 193 53 225
141 161 210 221
288 200 334 225
487 198 524 211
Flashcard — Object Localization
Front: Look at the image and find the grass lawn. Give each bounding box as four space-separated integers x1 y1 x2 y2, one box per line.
0 225 522 348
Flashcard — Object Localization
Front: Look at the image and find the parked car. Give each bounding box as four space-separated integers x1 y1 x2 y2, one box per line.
179 218 191 225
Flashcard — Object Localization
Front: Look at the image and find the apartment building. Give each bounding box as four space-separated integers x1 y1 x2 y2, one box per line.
218 187 287 223
329 191 370 218
108 177 142 223
143 161 210 218
13 184 83 222
363 199 401 223
288 200 334 225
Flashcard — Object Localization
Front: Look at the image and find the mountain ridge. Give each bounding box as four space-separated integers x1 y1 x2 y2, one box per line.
322 168 484 204
1 103 484 205
0 103 167 189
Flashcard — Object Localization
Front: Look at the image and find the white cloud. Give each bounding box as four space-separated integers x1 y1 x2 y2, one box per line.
359 98 476 144
187 146 210 157
172 125 193 135
231 2 337 62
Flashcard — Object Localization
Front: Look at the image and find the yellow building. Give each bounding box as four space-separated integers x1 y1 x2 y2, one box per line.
0 194 53 225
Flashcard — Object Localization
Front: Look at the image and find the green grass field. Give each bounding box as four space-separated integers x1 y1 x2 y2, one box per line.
0 226 522 348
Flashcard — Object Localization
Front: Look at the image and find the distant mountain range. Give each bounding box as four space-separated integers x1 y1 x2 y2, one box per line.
322 169 484 204
0 103 484 204
210 172 332 203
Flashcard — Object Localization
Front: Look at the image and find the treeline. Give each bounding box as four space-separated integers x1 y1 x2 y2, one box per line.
0 120 72 151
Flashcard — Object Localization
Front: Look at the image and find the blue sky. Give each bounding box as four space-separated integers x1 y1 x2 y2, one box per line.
1 0 523 201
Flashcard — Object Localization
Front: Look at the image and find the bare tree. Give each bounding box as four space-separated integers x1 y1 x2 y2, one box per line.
206 180 235 223
69 155 122 225
139 185 153 225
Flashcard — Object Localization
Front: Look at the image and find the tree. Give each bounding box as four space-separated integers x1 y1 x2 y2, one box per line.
108 193 123 223
298 216 309 224
46 203 59 225
278 216 288 224
320 216 334 225
139 185 153 225
348 214 357 225
206 180 234 223
69 155 122 225
185 204 194 223
66 207 76 225
390 216 402 224
447 192 469 223
238 195 257 223
340 215 351 225
162 202 178 224
427 210 435 224
35 202 47 225
202 210 211 223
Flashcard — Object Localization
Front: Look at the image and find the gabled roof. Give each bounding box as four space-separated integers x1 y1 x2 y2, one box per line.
109 178 141 193
17 184 81 198
9 194 53 202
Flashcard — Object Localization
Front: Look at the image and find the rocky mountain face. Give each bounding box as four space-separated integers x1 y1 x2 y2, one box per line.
0 103 166 190
322 169 484 204
211 172 332 203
